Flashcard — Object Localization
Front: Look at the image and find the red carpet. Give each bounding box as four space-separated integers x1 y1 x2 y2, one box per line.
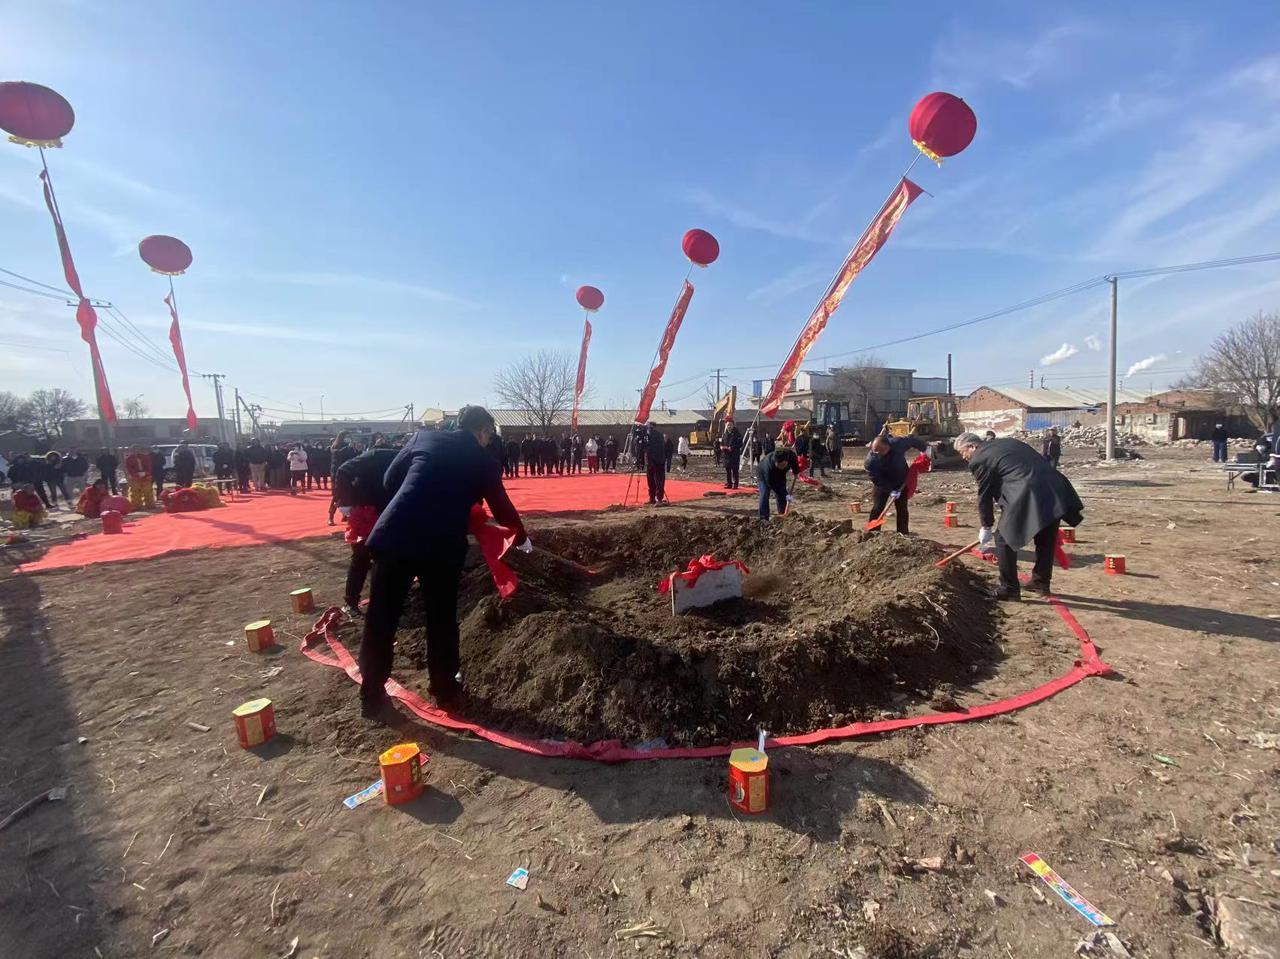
19 473 742 573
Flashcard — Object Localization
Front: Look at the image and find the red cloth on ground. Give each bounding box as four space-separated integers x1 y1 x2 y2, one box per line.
162 488 201 513
343 505 379 546
20 474 741 574
657 555 750 594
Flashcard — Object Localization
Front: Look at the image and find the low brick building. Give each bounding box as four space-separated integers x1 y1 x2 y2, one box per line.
958 386 1148 436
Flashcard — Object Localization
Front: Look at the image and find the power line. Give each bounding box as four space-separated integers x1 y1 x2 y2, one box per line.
0 265 72 295
104 304 182 368
0 339 71 354
0 277 69 302
721 251 1280 375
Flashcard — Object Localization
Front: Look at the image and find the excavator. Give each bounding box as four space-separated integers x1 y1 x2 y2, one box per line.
886 395 964 466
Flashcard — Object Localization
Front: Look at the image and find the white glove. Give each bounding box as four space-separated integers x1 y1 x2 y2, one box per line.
338 506 352 519
516 537 533 554
889 489 901 500
978 526 994 550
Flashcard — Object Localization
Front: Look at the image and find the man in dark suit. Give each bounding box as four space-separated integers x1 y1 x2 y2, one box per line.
955 432 1084 601
360 406 529 718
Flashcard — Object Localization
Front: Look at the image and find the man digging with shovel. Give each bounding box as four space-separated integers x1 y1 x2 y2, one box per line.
864 429 929 535
954 431 1084 601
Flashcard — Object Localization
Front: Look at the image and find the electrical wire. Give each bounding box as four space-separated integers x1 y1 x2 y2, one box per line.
0 277 69 302
0 339 71 354
0 266 73 295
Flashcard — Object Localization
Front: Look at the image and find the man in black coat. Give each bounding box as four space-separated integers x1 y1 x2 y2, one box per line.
173 441 197 489
956 432 1085 601
757 447 800 519
720 419 743 489
520 435 535 476
333 443 399 616
1210 423 1229 463
95 448 119 496
1041 427 1062 470
360 407 529 718
506 438 520 477
864 432 929 534
151 446 167 499
604 435 618 472
246 440 269 491
644 424 667 504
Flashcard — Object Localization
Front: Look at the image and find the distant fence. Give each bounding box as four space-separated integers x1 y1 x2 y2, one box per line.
1025 409 1091 431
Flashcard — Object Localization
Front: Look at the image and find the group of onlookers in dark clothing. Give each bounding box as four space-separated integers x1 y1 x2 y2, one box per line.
3 449 95 509
505 434 620 478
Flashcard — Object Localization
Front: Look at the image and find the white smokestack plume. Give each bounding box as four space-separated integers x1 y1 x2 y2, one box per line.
1125 353 1167 377
1040 343 1079 367
1084 334 1102 351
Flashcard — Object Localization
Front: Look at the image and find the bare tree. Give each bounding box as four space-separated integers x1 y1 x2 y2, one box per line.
831 352 888 434
0 391 26 431
493 349 578 431
122 395 150 418
1186 311 1280 430
21 388 87 439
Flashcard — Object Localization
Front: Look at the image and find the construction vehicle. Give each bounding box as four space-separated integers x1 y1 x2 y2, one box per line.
886 395 964 466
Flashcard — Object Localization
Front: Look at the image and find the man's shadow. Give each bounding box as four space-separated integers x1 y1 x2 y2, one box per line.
1053 593 1280 643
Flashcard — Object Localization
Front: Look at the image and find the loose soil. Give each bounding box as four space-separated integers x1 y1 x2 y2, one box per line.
2 446 1278 958
392 514 997 746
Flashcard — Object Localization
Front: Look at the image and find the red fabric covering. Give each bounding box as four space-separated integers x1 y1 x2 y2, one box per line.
162 488 201 513
298 586 1112 762
343 505 378 545
657 555 750 594
469 504 518 599
904 453 932 499
19 474 739 573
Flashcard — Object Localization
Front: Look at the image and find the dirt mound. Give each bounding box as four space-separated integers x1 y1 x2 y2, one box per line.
393 514 999 747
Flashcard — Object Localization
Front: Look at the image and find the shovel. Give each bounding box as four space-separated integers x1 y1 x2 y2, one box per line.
864 482 908 531
934 539 982 568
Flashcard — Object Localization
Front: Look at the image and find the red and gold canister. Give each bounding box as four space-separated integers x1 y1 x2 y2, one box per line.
233 698 276 749
943 514 957 527
944 501 957 514
1104 554 1126 575
380 743 425 805
1061 527 1076 544
244 619 275 652
728 747 769 814
290 588 315 614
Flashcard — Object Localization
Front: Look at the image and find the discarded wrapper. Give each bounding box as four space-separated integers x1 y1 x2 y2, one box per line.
506 868 529 890
1019 852 1114 926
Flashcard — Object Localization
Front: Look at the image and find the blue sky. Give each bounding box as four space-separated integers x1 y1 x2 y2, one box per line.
2 1 1279 421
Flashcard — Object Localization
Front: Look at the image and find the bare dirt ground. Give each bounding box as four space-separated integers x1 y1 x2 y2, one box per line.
1 445 1278 958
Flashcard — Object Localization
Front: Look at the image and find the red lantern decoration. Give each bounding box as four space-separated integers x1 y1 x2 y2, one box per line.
908 92 977 163
575 285 604 312
682 229 720 267
0 81 75 147
139 235 194 275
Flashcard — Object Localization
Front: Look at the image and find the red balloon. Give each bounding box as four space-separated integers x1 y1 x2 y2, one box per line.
0 81 75 146
575 285 604 312
908 92 977 160
138 235 194 275
682 228 719 267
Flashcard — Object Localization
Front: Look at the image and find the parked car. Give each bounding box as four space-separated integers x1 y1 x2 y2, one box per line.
150 443 219 482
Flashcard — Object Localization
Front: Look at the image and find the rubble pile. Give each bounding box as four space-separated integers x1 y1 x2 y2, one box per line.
1025 426 1145 448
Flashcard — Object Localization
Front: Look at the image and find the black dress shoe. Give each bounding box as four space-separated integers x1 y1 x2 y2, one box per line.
360 693 399 722
990 584 1021 601
1025 578 1052 596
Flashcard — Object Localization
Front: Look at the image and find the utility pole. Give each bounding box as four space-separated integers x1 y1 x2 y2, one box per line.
201 373 228 444
946 353 952 396
320 394 325 420
1029 369 1034 388
1106 276 1118 461
233 388 243 440
715 368 722 402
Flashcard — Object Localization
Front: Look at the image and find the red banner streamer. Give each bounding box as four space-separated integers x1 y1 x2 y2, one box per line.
571 316 592 430
164 293 198 430
759 178 923 417
40 169 116 423
635 280 694 424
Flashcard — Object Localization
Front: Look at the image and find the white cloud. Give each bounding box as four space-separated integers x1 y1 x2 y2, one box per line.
1040 343 1079 366
930 19 1096 92
1084 334 1102 351
1125 354 1167 377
